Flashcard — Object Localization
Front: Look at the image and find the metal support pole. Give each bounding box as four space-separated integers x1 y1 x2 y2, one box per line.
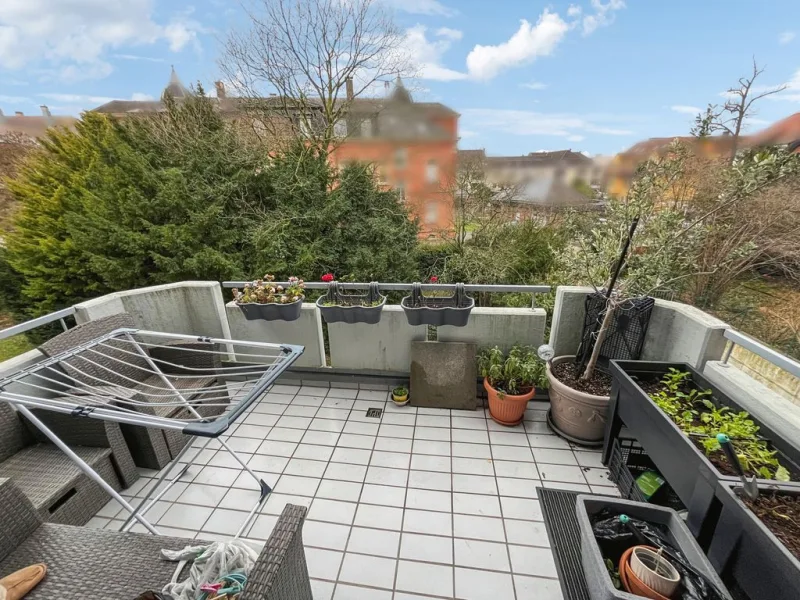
16 404 160 534
721 341 734 366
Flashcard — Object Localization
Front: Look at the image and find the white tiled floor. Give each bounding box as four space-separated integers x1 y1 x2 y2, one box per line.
88 381 619 600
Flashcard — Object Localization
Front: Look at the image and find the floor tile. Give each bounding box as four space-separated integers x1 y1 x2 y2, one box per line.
158 503 213 530
323 393 357 405
267 427 306 442
234 424 272 439
381 413 416 427
374 437 412 453
85 516 110 529
310 579 335 600
514 574 564 599
315 408 351 420
302 430 341 447
416 407 450 416
305 547 344 580
542 481 592 493
452 474 498 495
218 488 262 511
509 544 557 577
403 509 452 536
574 450 604 468
365 466 408 487
292 443 334 462
416 415 450 428
246 454 290 474
354 503 403 530
453 514 506 542
338 553 397 589
224 437 263 453
370 450 410 469
262 392 294 404
333 584 392 600
97 498 124 519
293 394 325 407
496 477 540 499
489 431 529 446
263 493 313 515
492 445 535 462
248 514 280 540
452 429 489 444
454 538 510 571
503 519 550 547
414 427 451 441
256 440 298 457
455 567 515 600
275 474 321 497
451 442 492 459
406 470 451 492
452 457 494 476
244 412 279 427
582 467 613 486
271 384 299 394
343 421 379 436
410 454 451 472
405 488 451 512
203 508 249 535
337 433 376 450
283 405 319 418
324 462 368 483
453 493 502 517
590 484 621 497
500 497 542 521
316 480 363 503
308 498 357 525
412 440 450 455
538 464 587 484
176 483 228 507
310 418 347 433
330 447 372 465
378 424 414 439
360 483 406 507
284 458 328 478
493 461 540 480
399 532 453 564
532 448 578 465
451 416 487 430
356 389 389 401
303 520 351 551
193 466 240 487
395 561 453 598
251 402 286 415
527 434 571 449
347 527 400 557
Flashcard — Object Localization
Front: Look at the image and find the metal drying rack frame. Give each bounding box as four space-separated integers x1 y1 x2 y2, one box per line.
0 327 304 538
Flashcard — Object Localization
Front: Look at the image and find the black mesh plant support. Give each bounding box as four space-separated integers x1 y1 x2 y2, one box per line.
576 292 655 375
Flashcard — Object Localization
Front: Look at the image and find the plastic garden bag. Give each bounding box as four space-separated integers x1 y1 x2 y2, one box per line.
591 509 727 600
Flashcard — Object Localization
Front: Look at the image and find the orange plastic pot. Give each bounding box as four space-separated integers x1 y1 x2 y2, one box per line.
484 378 534 426
619 546 672 600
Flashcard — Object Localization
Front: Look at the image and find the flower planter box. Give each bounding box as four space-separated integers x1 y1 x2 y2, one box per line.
401 282 474 327
316 282 386 325
603 360 800 546
708 482 800 600
576 494 731 600
236 297 304 322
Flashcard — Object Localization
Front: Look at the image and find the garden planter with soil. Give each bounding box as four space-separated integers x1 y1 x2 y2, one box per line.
577 494 731 600
707 482 800 600
316 281 386 325
401 282 474 327
233 275 306 322
604 360 800 544
236 298 304 321
546 355 611 445
484 378 535 426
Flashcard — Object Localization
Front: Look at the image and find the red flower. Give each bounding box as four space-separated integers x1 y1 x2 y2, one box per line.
430 276 439 283
321 273 335 282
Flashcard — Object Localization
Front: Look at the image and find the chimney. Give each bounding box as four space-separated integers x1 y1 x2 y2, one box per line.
346 77 354 101
215 81 226 99
0 108 4 123
40 105 52 118
14 111 23 116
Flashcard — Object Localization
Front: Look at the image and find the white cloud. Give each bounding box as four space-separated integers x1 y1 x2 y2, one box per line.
567 5 583 18
113 54 165 63
131 93 155 101
779 31 796 45
764 68 800 102
384 0 456 17
466 11 569 80
670 105 702 115
0 94 29 104
0 1 206 81
402 25 467 81
460 129 478 138
581 0 626 36
461 108 635 139
436 27 463 41
521 81 548 90
567 134 585 142
38 92 154 105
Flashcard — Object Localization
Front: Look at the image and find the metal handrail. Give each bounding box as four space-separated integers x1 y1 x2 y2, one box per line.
721 328 800 380
222 281 551 293
0 307 74 342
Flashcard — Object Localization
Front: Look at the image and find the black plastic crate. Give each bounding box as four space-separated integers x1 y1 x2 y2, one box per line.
608 437 684 511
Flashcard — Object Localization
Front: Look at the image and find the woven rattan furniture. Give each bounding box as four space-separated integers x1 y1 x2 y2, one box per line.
0 403 123 526
39 313 230 470
0 478 313 600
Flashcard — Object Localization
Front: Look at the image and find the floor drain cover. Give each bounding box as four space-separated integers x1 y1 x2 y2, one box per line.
365 408 382 418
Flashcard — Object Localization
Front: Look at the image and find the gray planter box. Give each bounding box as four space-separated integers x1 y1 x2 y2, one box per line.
401 282 474 327
236 297 304 322
316 282 386 325
577 494 731 600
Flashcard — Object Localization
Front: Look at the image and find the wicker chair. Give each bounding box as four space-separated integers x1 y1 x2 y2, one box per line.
39 313 230 470
0 403 123 526
0 478 313 600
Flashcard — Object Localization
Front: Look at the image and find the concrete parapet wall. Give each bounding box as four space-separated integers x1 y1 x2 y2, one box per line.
438 306 546 351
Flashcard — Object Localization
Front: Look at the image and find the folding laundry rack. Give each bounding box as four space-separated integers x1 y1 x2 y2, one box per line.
0 327 304 537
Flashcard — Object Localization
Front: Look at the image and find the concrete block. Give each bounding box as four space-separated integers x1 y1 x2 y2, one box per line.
328 305 426 372
704 360 800 445
226 302 325 368
438 307 546 351
75 281 231 339
410 341 477 410
548 286 594 356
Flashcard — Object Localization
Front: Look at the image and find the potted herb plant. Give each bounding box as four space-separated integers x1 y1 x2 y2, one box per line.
392 386 409 406
233 274 305 321
401 281 474 327
477 345 547 426
316 278 386 325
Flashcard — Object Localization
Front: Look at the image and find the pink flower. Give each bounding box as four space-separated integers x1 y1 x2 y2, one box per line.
430 276 439 283
321 273 335 282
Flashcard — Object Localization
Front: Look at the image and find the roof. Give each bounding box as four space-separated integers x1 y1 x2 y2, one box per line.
163 67 192 100
486 149 592 168
457 149 487 162
0 114 77 139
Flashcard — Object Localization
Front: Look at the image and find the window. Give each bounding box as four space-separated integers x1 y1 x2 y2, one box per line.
426 159 438 183
361 118 372 137
394 147 407 169
333 119 347 138
395 180 405 200
425 201 439 224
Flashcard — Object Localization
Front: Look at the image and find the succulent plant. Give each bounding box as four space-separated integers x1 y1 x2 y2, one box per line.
233 274 305 304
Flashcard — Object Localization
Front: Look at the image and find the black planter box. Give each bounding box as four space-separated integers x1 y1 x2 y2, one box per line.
708 482 800 600
401 282 474 327
316 282 386 325
576 494 731 600
236 297 304 321
603 360 800 546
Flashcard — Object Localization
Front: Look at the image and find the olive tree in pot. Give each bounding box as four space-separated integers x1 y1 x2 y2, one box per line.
477 345 548 426
547 143 703 445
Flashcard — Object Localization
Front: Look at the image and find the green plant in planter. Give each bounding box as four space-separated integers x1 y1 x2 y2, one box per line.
233 275 305 304
392 386 408 398
477 345 548 395
649 368 790 481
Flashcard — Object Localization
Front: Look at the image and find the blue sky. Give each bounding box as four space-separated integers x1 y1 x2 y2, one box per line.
2 0 800 156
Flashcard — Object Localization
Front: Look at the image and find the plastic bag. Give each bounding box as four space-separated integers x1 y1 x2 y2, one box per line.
591 508 728 600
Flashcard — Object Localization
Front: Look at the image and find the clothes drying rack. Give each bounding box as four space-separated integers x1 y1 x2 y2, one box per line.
0 327 304 537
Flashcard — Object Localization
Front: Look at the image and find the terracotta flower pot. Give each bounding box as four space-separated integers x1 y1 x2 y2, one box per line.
484 378 534 427
619 546 672 600
546 355 610 445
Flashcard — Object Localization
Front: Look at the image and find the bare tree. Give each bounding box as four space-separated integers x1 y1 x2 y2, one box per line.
220 0 410 153
692 58 787 157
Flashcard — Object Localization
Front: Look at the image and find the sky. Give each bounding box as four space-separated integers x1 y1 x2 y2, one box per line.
2 0 800 156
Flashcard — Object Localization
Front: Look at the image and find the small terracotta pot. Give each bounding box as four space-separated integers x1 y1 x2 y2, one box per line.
619 546 672 600
484 378 534 426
